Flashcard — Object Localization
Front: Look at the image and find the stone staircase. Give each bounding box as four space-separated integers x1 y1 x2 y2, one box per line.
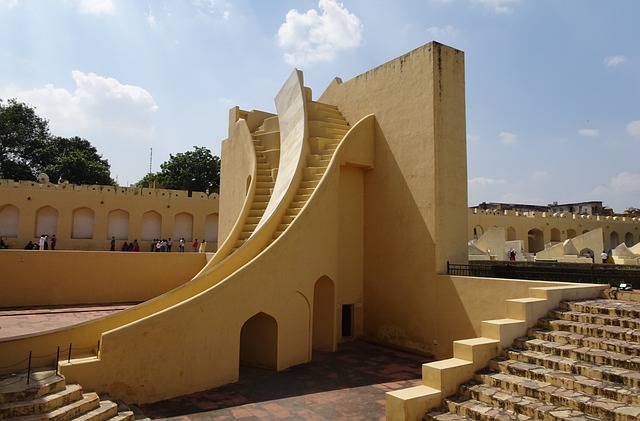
425 292 640 420
269 100 348 244
0 369 141 421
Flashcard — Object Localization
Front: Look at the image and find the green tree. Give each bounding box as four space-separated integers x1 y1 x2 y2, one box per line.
0 98 115 185
35 136 115 185
0 98 50 180
137 146 220 193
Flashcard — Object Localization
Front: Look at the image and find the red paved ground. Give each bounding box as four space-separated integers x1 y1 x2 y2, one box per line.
0 305 431 420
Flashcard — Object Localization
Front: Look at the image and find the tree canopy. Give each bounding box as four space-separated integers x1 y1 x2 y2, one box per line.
137 146 220 194
0 98 115 185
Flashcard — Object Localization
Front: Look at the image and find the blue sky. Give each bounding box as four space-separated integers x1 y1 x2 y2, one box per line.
1 0 638 212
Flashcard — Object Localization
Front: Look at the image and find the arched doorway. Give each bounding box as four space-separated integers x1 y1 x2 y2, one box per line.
625 232 634 247
610 231 620 249
472 225 483 239
240 312 277 370
313 276 335 354
205 213 219 244
566 229 576 239
527 228 544 253
550 228 561 243
506 226 517 241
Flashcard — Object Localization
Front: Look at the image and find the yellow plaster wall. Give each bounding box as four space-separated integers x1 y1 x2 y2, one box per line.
0 180 219 252
468 208 640 254
319 42 468 356
0 250 207 307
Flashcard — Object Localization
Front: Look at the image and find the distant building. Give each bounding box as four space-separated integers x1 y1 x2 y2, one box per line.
472 200 610 216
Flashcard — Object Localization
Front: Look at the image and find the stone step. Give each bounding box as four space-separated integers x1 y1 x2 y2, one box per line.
445 393 533 420
0 384 84 418
549 308 640 330
475 368 639 420
458 381 602 420
560 299 640 319
0 370 65 405
504 348 640 389
73 400 118 421
490 357 640 406
537 317 640 343
423 408 473 421
10 392 101 421
513 337 640 372
528 326 640 356
106 410 134 421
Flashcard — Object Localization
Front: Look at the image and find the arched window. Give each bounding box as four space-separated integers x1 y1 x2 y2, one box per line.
527 228 544 253
624 232 634 247
610 231 620 249
566 229 576 239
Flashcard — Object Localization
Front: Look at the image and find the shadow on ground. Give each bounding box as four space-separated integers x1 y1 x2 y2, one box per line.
139 340 432 419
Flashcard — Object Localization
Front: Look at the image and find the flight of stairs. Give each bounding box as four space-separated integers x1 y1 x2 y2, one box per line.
232 121 278 251
270 101 349 244
426 291 640 420
0 369 141 421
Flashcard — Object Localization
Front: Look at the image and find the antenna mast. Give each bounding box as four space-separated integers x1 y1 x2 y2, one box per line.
149 148 153 174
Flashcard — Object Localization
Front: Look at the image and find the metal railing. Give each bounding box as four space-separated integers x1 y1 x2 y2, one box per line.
447 261 640 288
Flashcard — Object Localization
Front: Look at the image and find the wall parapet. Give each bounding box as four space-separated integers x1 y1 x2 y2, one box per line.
468 207 640 225
0 179 218 200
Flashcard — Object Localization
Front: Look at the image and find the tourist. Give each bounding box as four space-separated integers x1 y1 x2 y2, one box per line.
179 238 185 252
50 235 57 250
199 239 206 253
121 241 129 251
0 236 6 249
38 234 46 251
167 238 173 252
24 240 35 250
43 235 48 250
110 236 116 251
601 250 608 264
193 239 198 252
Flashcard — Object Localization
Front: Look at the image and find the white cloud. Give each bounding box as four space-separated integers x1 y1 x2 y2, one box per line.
0 0 18 10
472 0 521 14
146 6 158 29
578 128 599 137
426 25 458 42
277 0 363 66
469 177 507 186
75 0 114 15
627 120 640 137
531 170 549 183
499 131 517 145
609 172 640 193
2 71 158 139
604 55 627 68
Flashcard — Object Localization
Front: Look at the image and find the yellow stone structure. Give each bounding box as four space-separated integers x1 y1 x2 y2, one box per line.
0 42 618 419
0 179 220 251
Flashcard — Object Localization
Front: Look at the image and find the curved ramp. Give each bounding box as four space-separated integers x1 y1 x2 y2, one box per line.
0 69 374 404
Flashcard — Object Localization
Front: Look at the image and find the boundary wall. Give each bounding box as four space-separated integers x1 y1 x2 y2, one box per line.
469 208 640 254
0 180 219 252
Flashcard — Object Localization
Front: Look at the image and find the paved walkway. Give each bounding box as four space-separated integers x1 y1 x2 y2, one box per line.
0 305 431 420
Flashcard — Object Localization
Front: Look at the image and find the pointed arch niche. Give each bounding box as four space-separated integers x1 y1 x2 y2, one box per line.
35 206 58 237
107 209 129 240
313 276 336 354
141 211 161 241
0 205 19 237
240 312 277 370
173 212 193 241
204 213 219 244
72 207 95 239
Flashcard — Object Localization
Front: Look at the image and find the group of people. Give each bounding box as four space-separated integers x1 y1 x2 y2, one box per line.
23 234 57 250
192 238 207 253
108 237 204 252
